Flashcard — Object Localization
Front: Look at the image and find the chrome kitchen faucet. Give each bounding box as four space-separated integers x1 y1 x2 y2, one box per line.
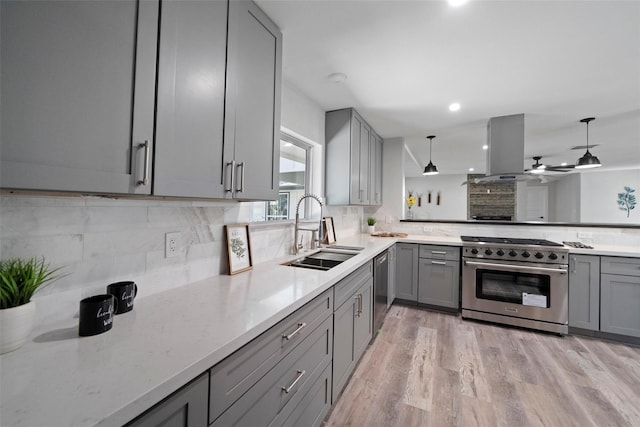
294 194 324 255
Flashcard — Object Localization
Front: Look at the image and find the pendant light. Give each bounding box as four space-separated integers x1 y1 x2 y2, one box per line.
575 117 601 169
423 135 439 176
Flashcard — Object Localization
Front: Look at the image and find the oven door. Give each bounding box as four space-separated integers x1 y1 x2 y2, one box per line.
462 259 568 325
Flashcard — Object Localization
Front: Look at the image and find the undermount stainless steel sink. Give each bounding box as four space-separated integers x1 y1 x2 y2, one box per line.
284 249 360 271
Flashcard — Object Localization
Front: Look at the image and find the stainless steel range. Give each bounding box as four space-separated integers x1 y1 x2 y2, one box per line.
461 236 569 334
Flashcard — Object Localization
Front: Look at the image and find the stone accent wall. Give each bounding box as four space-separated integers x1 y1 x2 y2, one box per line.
466 174 516 219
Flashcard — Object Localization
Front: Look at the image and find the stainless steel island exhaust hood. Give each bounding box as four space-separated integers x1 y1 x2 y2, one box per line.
473 113 538 184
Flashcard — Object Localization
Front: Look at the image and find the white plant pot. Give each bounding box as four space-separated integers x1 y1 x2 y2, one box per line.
367 225 376 234
0 300 36 354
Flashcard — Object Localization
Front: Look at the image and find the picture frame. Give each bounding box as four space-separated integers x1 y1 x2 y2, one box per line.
322 216 336 244
225 223 253 275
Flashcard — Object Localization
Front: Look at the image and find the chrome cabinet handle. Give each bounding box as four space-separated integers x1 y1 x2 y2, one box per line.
283 322 306 340
570 257 576 273
431 251 447 255
281 370 305 394
355 294 363 316
431 260 446 265
225 161 235 192
236 162 245 193
137 140 150 186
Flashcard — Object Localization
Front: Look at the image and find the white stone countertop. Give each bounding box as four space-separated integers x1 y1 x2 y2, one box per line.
0 234 397 427
1 233 636 427
563 244 639 258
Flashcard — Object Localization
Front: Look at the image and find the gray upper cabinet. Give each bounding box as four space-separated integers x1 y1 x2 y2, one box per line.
153 0 228 198
369 132 383 206
1 0 158 195
325 108 381 206
395 243 419 302
223 0 282 201
568 255 600 331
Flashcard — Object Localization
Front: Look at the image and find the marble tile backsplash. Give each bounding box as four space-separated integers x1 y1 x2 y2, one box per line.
0 194 363 327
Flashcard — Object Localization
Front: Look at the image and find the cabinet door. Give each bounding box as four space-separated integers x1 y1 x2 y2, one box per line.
369 132 383 206
224 0 282 200
568 255 600 331
1 0 157 195
388 245 397 307
153 0 227 198
395 243 419 302
418 259 460 309
601 274 640 338
127 373 208 427
353 280 373 361
332 296 356 400
358 122 371 205
349 113 363 204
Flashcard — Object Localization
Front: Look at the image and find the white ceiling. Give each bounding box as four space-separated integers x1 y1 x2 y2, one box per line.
256 0 640 177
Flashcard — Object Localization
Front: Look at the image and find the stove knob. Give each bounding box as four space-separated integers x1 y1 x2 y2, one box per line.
509 250 518 257
484 249 493 256
549 253 558 260
535 252 544 259
471 248 479 255
496 249 505 256
522 251 531 258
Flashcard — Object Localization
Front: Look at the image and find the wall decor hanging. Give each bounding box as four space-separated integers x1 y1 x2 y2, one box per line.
617 186 636 218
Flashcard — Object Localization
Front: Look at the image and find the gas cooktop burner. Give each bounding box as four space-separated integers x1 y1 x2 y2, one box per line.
460 236 564 247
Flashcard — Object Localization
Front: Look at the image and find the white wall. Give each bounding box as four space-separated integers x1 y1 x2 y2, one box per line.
405 174 468 220
552 173 581 222
580 169 640 224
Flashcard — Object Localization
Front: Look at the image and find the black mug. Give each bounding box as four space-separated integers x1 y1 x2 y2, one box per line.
107 281 138 314
79 294 116 336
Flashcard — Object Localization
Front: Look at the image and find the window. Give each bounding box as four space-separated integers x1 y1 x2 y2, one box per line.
249 132 312 221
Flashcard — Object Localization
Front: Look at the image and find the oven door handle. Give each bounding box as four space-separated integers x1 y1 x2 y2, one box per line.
463 260 567 275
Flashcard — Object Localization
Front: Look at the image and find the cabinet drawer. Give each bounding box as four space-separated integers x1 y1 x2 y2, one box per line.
334 262 373 309
276 361 332 427
601 257 640 277
209 288 332 423
419 245 460 261
211 315 333 426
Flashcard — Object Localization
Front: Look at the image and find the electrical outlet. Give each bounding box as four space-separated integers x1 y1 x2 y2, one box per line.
577 231 593 239
423 226 433 232
165 232 181 258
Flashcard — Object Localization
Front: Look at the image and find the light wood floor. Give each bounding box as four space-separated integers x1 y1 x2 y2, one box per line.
324 305 640 427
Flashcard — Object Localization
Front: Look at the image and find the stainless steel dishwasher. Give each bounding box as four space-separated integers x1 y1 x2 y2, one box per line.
372 250 389 342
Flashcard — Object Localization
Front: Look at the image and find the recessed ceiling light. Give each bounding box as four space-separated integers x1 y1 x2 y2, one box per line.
482 145 488 150
328 72 347 83
449 102 461 112
469 168 474 172
449 0 469 7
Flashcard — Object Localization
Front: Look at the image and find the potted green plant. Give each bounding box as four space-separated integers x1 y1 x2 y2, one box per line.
0 257 62 354
366 217 377 234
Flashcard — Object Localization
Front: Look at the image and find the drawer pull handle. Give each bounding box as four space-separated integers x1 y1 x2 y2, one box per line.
431 260 447 265
431 251 447 255
137 140 150 186
281 370 305 394
283 322 306 340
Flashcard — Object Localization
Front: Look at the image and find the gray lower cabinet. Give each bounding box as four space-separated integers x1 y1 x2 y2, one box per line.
387 244 397 307
417 245 461 310
153 0 227 198
332 262 373 401
223 0 282 201
126 373 208 427
1 0 158 195
600 257 640 338
568 255 600 331
395 243 419 302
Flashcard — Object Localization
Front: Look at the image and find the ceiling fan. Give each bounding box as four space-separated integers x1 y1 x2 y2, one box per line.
526 156 575 174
